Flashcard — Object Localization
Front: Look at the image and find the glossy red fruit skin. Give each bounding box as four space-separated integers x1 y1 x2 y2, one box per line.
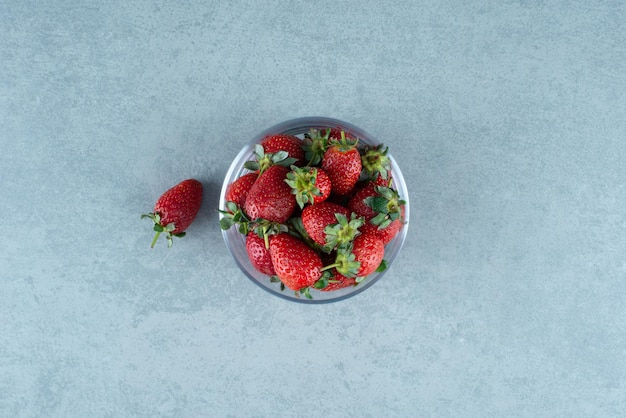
246 232 276 276
269 233 323 291
311 168 332 205
154 179 203 233
352 232 385 277
321 269 357 292
301 201 351 247
372 172 392 187
322 146 362 195
225 172 258 209
348 183 378 220
360 219 402 245
261 134 305 165
244 165 296 223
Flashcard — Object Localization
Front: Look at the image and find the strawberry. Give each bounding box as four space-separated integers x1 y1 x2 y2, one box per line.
320 269 357 292
348 183 379 220
244 144 298 174
142 179 203 248
321 131 362 195
301 201 359 249
360 219 402 245
302 128 330 166
360 143 392 182
326 231 385 278
269 233 323 291
285 166 332 208
246 232 276 276
372 171 393 187
244 165 296 223
328 127 353 141
349 183 405 229
225 172 258 208
260 134 305 165
351 232 385 277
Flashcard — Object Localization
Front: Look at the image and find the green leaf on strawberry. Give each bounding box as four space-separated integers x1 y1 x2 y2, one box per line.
363 185 406 228
360 143 391 181
285 165 332 209
375 259 388 273
323 212 364 252
303 128 331 166
219 201 252 235
244 144 298 173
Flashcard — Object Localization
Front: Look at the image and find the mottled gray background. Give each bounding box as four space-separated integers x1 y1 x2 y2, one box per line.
2 0 625 416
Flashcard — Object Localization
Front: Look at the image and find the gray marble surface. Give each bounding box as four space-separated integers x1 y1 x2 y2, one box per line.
2 1 625 416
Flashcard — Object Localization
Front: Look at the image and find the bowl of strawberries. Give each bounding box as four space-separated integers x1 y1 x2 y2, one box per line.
219 117 409 303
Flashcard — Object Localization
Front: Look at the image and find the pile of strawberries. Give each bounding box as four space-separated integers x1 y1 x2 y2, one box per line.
220 128 406 299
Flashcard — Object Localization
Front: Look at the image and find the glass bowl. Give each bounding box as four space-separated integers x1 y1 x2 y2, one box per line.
219 117 410 303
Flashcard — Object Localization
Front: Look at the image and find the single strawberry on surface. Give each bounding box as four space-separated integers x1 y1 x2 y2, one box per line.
322 131 362 195
269 233 323 291
142 179 203 248
244 165 296 223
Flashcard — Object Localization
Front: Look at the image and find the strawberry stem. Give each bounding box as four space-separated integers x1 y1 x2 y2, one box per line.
150 230 162 248
263 225 270 249
320 263 338 272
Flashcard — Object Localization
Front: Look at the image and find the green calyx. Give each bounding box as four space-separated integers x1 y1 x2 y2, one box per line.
303 128 331 166
295 270 333 299
312 270 333 290
285 165 322 209
243 144 298 174
323 212 365 252
329 130 358 152
364 186 406 228
141 212 186 248
361 143 391 181
218 201 252 235
251 219 287 249
219 202 287 246
320 249 361 278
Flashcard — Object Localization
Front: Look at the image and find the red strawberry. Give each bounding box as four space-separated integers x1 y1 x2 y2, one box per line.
260 134 305 165
301 201 353 248
244 165 297 223
351 232 385 277
321 132 362 195
246 232 276 276
372 171 393 187
329 231 384 278
269 233 323 291
348 183 405 231
285 166 332 208
142 179 203 248
360 143 392 182
328 127 355 142
320 269 357 292
360 219 402 245
225 172 258 209
348 183 379 220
